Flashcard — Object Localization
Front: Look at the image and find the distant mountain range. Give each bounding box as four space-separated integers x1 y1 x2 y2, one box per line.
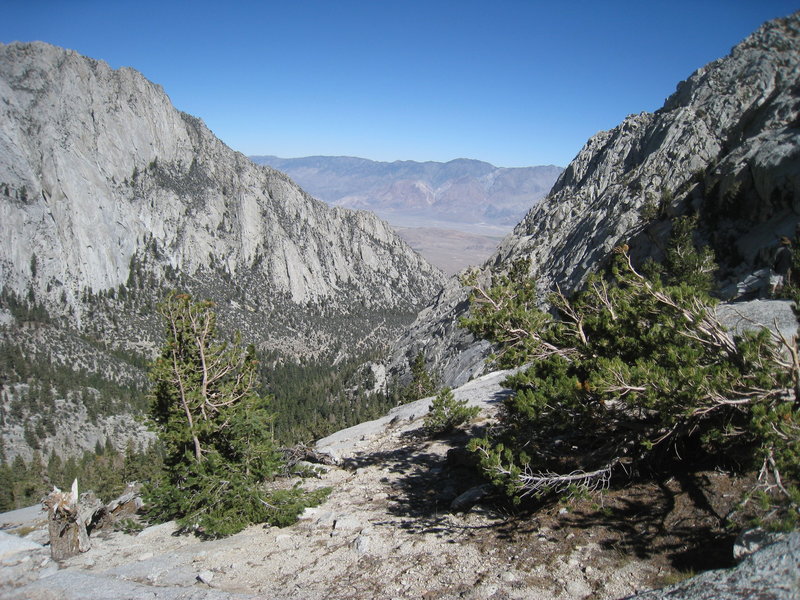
249 155 563 235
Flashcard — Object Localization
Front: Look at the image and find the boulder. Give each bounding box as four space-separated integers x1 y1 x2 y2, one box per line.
625 532 799 599
716 299 798 344
450 484 493 512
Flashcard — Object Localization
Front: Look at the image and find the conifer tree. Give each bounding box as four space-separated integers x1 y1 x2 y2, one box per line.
405 352 436 402
146 292 327 537
462 236 799 528
424 387 480 435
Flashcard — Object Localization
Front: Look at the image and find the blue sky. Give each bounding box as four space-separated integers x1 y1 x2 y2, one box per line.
2 1 797 167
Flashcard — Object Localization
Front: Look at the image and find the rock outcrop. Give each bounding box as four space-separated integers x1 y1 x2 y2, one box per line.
0 41 445 460
0 42 443 321
391 12 800 387
493 12 800 294
388 274 492 388
625 532 799 600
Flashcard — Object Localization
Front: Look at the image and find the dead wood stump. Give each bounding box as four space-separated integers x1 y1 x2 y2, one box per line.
42 479 90 560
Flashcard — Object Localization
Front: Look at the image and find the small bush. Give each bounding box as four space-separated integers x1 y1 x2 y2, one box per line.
424 388 480 435
114 518 144 535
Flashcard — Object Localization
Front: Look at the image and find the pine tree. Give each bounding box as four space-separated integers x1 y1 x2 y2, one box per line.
0 462 14 511
424 387 480 435
145 292 327 537
462 238 799 528
405 352 436 402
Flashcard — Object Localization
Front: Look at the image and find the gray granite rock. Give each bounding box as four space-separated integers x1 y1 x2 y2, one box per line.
315 369 514 460
733 527 786 561
0 530 42 560
450 483 493 512
717 299 798 343
0 41 444 319
624 532 800 600
197 569 215 585
387 275 494 388
393 12 800 387
0 504 48 531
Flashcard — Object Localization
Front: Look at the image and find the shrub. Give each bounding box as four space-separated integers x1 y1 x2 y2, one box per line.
424 388 480 435
461 242 799 528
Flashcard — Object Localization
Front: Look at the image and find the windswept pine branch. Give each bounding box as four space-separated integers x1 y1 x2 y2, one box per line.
462 218 800 528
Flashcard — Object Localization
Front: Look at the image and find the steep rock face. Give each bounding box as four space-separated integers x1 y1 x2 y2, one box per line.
493 13 800 293
0 42 443 319
388 275 492 388
391 12 800 387
0 42 445 460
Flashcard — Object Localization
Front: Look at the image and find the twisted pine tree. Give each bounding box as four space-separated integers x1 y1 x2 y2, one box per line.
146 292 328 537
461 227 799 529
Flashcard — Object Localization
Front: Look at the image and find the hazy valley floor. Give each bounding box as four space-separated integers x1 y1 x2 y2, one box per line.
394 227 505 275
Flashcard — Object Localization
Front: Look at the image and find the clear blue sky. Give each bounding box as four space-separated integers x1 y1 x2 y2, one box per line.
2 1 797 167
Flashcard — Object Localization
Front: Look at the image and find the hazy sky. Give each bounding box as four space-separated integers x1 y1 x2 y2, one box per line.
2 1 797 167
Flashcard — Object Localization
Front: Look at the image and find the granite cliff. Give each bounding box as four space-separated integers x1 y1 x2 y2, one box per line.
390 11 800 388
0 42 443 321
0 42 445 461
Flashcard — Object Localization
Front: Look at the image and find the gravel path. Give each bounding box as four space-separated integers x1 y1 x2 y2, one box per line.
2 370 660 600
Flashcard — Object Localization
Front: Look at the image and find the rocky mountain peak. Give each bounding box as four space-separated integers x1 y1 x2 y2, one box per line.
391 11 800 388
0 41 445 463
496 12 799 294
0 41 444 321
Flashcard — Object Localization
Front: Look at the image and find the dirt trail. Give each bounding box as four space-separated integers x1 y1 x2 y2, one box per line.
4 371 708 599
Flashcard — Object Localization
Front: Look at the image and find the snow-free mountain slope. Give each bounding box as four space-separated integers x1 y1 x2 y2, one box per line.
0 42 443 319
390 11 800 388
0 41 445 461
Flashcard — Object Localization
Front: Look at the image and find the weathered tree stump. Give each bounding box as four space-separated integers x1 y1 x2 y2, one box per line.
43 479 90 560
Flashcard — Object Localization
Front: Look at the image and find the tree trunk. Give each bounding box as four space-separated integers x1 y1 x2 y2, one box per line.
43 479 90 560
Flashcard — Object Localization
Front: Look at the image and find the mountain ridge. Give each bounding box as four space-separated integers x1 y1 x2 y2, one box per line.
0 40 445 462
0 41 443 330
390 10 800 389
250 154 563 233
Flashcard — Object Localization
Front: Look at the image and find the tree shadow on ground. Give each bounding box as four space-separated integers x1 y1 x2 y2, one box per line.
559 468 739 572
340 427 508 539
345 432 740 570
338 384 741 574
338 383 514 530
